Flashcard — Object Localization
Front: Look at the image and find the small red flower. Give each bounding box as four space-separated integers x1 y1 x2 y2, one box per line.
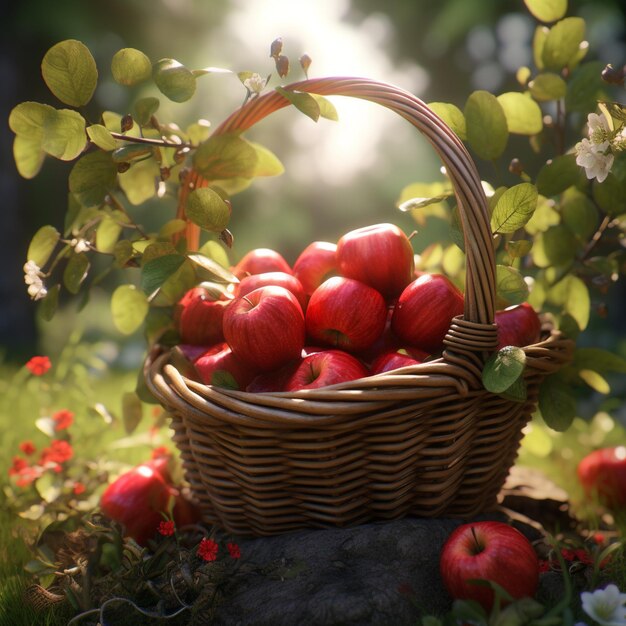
538 559 552 573
19 441 36 456
40 439 73 466
197 538 219 561
593 533 605 545
73 482 86 495
158 520 176 536
52 409 74 431
573 548 594 565
26 356 51 376
227 542 241 559
560 548 577 562
8 456 28 476
9 457 43 487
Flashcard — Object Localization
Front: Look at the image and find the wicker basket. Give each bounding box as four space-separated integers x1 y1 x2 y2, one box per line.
145 77 574 537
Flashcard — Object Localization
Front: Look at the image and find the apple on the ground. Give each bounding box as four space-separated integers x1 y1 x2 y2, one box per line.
439 520 539 612
305 276 387 352
223 285 305 371
292 241 338 296
336 223 414 300
391 273 464 353
577 446 626 511
284 349 369 391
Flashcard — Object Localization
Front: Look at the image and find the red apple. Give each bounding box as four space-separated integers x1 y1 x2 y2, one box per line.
194 342 257 390
336 223 414 300
174 286 230 346
246 360 301 393
176 343 211 363
171 489 203 528
284 349 369 391
370 349 425 375
236 271 308 312
292 241 338 296
223 285 305 371
355 306 400 365
440 521 539 612
495 303 542 350
305 277 387 352
232 247 292 278
100 463 174 546
391 274 464 353
577 446 626 511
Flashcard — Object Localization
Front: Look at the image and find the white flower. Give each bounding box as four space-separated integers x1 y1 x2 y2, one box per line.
23 259 47 301
581 584 626 626
587 112 612 145
71 238 90 254
575 138 614 183
243 73 266 95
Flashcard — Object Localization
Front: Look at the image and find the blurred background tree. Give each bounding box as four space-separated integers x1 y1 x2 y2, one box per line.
1 0 624 365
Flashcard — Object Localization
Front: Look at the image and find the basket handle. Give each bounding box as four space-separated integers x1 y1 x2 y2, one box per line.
211 77 496 327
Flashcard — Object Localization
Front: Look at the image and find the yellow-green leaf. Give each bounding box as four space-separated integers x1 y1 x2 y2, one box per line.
8 102 52 139
69 151 117 207
63 253 90 294
578 369 610 394
496 265 530 306
153 58 196 103
87 124 117 151
464 91 508 161
276 87 320 122
542 17 585 72
134 97 160 126
13 135 46 179
491 183 538 234
547 274 590 330
536 154 580 197
111 285 148 334
118 157 160 205
193 134 258 180
427 102 467 140
41 39 98 107
111 48 152 86
249 142 284 177
27 226 60 267
96 214 125 253
198 240 230 269
41 108 87 160
524 0 567 23
497 92 543 135
187 187 232 232
528 73 567 101
310 94 339 121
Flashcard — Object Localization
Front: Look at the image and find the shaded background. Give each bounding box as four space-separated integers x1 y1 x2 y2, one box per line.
1 0 625 363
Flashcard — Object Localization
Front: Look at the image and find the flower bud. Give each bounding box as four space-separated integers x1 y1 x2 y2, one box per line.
270 37 283 58
275 55 290 78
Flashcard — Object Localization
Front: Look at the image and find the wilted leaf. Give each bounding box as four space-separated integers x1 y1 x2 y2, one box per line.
464 91 508 161
69 151 117 207
427 102 467 140
528 73 567 101
491 183 538 234
542 17 585 72
111 48 152 86
111 285 149 334
27 226 60 267
536 154 580 197
496 92 543 135
153 58 196 103
524 0 567 23
496 265 529 305
41 39 98 107
539 374 576 431
482 346 526 394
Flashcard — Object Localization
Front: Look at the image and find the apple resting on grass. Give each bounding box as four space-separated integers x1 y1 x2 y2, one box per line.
336 223 414 300
236 271 308 312
232 247 293 278
306 276 387 352
284 349 369 391
174 286 231 346
223 285 305 371
577 446 626 511
194 342 257 389
439 521 539 612
391 273 464 353
495 303 542 350
292 241 338 296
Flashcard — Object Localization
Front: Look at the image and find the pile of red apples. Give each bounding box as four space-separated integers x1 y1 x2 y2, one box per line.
174 223 541 392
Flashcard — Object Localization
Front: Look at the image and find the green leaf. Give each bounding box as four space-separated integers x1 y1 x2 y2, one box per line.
565 62 607 114
532 224 578 267
134 97 160 126
159 219 188 238
118 157 161 205
547 275 590 330
578 369 610 394
111 48 152 86
593 173 626 216
211 370 239 390
96 213 125 253
533 26 549 70
111 285 149 334
536 154 580 196
198 240 230 269
153 258 197 306
187 187 232 232
496 92 543 135
542 17 585 72
111 144 154 163
505 240 533 259
35 472 62 503
398 192 455 211
41 39 98 107
38 284 60 321
153 58 196 103
500 375 528 403
524 0 567 23
27 226 60 267
276 87 321 121
194 133 258 180
524 195 560 235
491 183 538 234
113 240 135 268
496 265 529 305
483 346 526 394
63 253 90 294
464 91 508 161
13 135 46 179
186 119 212 145
310 94 339 121
122 391 143 434
249 142 285 177
41 108 87 160
187 252 238 283
141 254 186 295
427 102 467 140
87 124 117 151
539 375 576 431
561 190 598 240
8 101 52 138
69 151 117 207
572 347 626 374
528 73 567 101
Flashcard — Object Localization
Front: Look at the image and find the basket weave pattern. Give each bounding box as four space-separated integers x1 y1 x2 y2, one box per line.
145 78 574 537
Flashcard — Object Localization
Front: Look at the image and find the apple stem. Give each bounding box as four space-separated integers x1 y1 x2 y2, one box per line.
408 230 418 241
470 526 484 555
242 295 254 307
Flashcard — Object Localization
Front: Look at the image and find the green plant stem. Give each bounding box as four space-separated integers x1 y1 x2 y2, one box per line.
109 132 191 149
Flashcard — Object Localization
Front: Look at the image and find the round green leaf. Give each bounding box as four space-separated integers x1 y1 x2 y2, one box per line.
187 187 232 232
87 124 117 151
528 73 567 101
565 62 606 114
491 183 538 234
538 375 576 431
118 157 161 205
141 254 186 295
524 195 560 235
153 58 196 103
187 120 212 145
592 173 626 216
27 225 60 267
41 108 87 160
111 48 152 86
496 92 543 135
9 102 53 139
547 275 590 330
96 214 125 253
193 134 258 180
427 102 467 140
496 265 529 306
159 219 188 238
542 17 585 72
198 240 230 269
13 135 46 179
532 224 578 267
536 154 580 197
134 97 160 126
524 0 567 23
533 26 549 70
276 87 321 122
63 253 90 294
464 91 508 161
41 39 98 107
69 151 117 207
249 142 285 177
482 346 527 394
561 191 598 240
111 285 149 334
505 240 533 259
